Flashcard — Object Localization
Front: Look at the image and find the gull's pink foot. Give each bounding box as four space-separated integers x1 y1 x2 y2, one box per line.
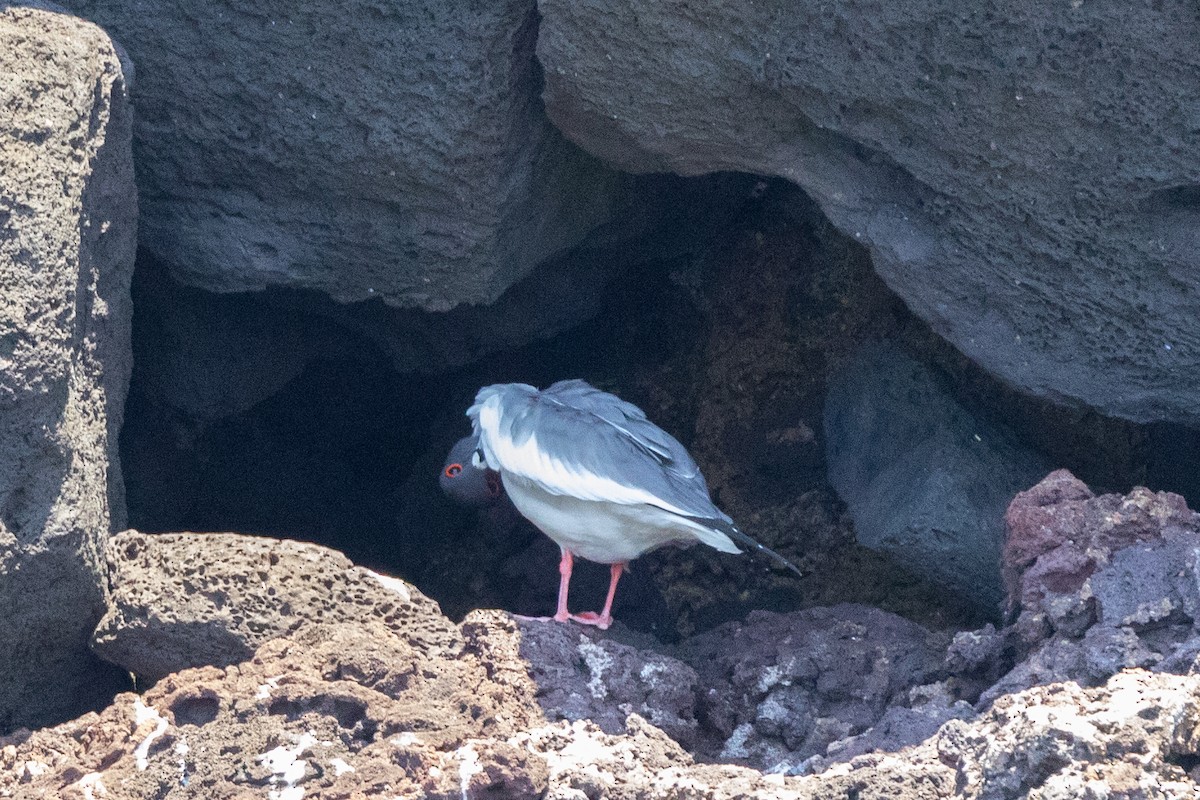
569 611 612 630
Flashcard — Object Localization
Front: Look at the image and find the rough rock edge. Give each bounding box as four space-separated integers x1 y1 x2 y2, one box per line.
0 2 137 730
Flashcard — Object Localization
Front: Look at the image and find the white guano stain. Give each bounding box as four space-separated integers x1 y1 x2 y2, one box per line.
367 570 413 602
75 772 107 799
576 636 612 700
133 698 169 771
457 742 483 800
258 731 317 800
256 675 282 699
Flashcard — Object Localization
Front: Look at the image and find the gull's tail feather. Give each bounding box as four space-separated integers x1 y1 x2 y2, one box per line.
689 517 805 578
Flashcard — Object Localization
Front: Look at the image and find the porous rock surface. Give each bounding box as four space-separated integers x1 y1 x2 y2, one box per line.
683 604 962 773
57 0 624 311
825 342 1050 610
537 0 1200 426
6 523 1200 797
513 619 701 748
978 469 1200 708
0 2 136 731
91 531 451 682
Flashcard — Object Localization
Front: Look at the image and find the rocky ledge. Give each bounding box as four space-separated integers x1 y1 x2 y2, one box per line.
5 471 1200 798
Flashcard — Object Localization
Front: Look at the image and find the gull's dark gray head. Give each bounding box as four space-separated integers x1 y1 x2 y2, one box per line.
440 434 504 506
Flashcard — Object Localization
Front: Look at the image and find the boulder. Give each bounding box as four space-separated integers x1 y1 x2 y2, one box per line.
92 531 455 682
682 604 955 773
537 0 1200 425
982 470 1200 705
59 0 625 310
1003 469 1200 642
825 342 1050 610
0 3 136 731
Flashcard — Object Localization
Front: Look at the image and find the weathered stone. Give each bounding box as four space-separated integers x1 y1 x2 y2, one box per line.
510 619 700 748
1003 471 1200 639
825 342 1050 610
60 0 625 310
92 531 454 682
537 0 1200 426
950 671 1200 799
16 519 1200 796
1 616 544 800
0 2 136 731
989 472 1200 707
682 604 951 772
9 625 1199 799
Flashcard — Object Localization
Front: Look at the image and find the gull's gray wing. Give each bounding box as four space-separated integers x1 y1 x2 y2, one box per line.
467 380 728 521
467 380 804 576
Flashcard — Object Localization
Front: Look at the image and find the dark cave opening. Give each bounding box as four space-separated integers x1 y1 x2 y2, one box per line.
118 173 1199 642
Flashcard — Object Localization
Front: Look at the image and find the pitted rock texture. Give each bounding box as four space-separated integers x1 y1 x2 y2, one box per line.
976 470 1200 707
92 531 452 682
512 620 700 748
3 615 548 800
939 670 1200 799
682 605 954 773
59 0 624 310
0 3 136 731
537 0 1200 426
8 621 1200 798
1003 470 1200 643
11 529 1200 796
825 342 1050 610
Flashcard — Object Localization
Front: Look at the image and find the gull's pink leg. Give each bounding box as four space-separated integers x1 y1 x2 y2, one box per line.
553 548 574 622
571 562 625 631
512 549 573 624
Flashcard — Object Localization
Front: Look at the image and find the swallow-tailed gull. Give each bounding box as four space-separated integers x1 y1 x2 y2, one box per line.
462 379 801 630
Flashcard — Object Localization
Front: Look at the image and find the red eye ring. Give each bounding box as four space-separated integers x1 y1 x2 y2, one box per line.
444 463 463 478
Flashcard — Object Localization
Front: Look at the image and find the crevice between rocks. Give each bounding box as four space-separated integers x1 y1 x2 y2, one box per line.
118 172 1200 646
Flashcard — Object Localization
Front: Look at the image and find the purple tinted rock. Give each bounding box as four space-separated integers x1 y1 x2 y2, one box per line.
1003 471 1200 639
681 604 949 770
514 620 699 749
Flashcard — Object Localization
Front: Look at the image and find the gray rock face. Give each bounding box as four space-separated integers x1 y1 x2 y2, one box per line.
60 0 624 310
513 621 700 749
537 0 1200 425
93 531 452 682
824 342 1050 610
0 4 136 731
682 604 955 773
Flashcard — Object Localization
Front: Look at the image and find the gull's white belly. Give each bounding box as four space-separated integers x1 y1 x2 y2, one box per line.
501 473 706 564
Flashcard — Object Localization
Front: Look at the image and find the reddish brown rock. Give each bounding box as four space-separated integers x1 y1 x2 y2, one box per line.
7 638 1198 799
1002 469 1097 602
10 521 1200 797
1003 470 1200 640
984 471 1200 707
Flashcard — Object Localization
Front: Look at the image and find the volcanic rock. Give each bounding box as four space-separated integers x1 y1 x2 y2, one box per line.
536 0 1200 426
0 2 136 731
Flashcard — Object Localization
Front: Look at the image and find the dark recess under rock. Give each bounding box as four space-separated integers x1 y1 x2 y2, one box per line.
120 174 1200 645
123 176 992 639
